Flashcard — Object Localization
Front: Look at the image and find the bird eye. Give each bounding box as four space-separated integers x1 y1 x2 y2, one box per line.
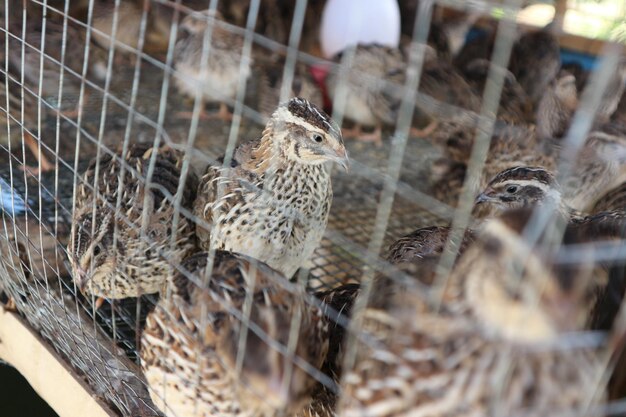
312 134 324 143
506 186 518 194
93 245 102 257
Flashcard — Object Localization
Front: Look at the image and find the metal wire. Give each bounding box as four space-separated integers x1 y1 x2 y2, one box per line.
0 0 624 415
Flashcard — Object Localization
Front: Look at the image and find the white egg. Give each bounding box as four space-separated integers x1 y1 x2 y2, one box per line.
320 0 401 59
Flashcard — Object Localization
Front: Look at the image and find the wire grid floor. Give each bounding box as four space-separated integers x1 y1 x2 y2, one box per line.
0 0 625 416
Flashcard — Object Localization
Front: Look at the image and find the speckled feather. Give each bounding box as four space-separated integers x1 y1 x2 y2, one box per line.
339 213 606 417
193 98 345 278
327 44 406 128
141 250 331 417
174 10 252 104
68 143 198 299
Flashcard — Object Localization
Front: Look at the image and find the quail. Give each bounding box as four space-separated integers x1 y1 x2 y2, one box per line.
462 58 534 125
326 44 406 145
508 27 561 105
141 250 331 417
173 9 252 121
193 98 348 279
339 210 607 417
67 143 198 304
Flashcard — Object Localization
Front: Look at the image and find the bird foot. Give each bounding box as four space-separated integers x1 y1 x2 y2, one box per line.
94 297 106 310
177 103 233 122
5 297 17 312
19 161 54 176
342 125 384 147
410 120 439 138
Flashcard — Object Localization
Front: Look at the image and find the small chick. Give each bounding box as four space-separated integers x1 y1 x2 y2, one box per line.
141 250 330 417
67 144 198 303
193 98 348 279
326 44 406 145
174 9 252 121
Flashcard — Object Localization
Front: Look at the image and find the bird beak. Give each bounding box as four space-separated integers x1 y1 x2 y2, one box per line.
330 147 350 172
474 192 495 205
73 265 90 294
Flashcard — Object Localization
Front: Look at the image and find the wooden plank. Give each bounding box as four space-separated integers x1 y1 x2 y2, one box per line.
0 305 117 417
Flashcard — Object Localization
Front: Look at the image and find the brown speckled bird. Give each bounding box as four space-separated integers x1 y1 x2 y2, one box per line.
326 44 406 145
473 166 573 219
173 9 252 120
462 58 534 125
193 98 348 279
67 144 198 303
141 250 331 417
339 210 607 417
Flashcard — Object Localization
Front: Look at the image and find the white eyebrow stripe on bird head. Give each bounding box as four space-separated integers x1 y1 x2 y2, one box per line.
496 179 552 192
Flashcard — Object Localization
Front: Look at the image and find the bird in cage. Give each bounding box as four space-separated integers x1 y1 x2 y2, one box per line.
141 250 334 417
193 98 348 279
390 165 626 280
508 27 562 106
472 165 575 220
473 163 626 223
461 58 534 125
326 43 407 146
173 9 252 121
339 208 611 417
537 60 626 140
67 143 198 308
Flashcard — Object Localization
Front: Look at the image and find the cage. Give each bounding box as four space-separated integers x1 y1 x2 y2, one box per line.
0 0 625 416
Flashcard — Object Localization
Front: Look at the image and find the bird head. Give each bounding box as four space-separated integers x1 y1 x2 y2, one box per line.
474 166 562 218
267 98 349 171
179 9 225 36
67 209 118 297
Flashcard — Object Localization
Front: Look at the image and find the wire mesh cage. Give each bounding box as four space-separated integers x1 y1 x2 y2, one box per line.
0 0 625 416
